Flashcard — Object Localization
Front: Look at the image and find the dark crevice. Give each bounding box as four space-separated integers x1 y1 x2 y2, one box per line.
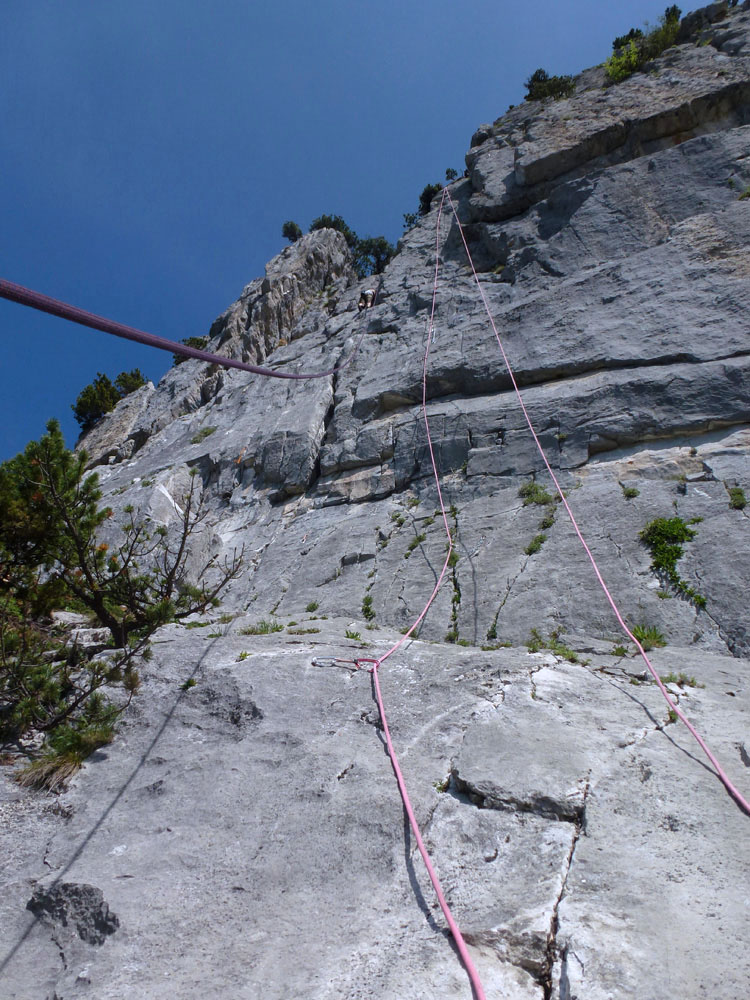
542 777 591 1000
451 770 586 825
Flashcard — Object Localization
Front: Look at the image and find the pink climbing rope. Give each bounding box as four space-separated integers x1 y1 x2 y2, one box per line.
356 189 488 1000
0 277 373 381
440 187 750 817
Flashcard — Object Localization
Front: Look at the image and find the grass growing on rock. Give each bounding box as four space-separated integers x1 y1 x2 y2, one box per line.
524 533 547 556
639 516 706 608
526 628 583 663
519 481 554 506
631 624 667 650
240 619 283 635
728 486 747 510
191 426 217 444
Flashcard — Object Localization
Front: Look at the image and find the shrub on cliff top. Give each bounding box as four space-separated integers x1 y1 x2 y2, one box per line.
282 220 302 242
72 369 146 433
606 6 682 83
524 68 575 101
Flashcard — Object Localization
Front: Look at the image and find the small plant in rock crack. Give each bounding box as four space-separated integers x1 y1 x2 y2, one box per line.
361 594 375 621
639 516 706 609
526 628 581 663
620 484 640 500
433 775 451 793
660 671 702 688
404 533 426 558
305 601 319 612
538 509 555 530
390 512 405 526
237 651 250 661
524 533 547 556
345 629 362 641
240 619 283 635
728 486 747 510
181 678 197 690
191 426 216 445
518 481 554 506
612 644 628 657
631 624 667 651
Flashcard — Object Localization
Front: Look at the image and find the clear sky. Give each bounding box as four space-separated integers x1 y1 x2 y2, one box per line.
1 0 682 461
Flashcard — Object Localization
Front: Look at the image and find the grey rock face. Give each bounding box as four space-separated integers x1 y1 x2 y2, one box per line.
4 5 750 997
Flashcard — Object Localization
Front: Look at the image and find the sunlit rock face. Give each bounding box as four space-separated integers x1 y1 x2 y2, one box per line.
4 5 749 998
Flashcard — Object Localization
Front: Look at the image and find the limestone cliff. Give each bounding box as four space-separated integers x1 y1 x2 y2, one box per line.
2 4 749 998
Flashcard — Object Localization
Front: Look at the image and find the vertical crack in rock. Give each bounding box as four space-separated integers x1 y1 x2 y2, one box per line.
487 568 524 642
447 505 462 642
542 777 590 1000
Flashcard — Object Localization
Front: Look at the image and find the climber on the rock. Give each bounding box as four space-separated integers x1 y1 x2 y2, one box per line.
358 287 376 311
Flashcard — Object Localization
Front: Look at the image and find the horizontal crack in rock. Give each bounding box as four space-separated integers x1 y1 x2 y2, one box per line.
451 771 584 824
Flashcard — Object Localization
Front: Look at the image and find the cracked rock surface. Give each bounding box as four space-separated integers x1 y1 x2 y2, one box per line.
3 4 750 997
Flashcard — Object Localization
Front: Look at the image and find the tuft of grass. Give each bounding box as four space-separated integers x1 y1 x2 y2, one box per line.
185 620 210 629
406 496 420 508
361 594 375 621
728 486 747 509
620 484 640 500
240 619 283 635
305 601 319 612
191 426 217 444
345 629 362 641
524 533 547 556
287 627 320 635
539 510 555 530
404 533 427 558
237 651 249 661
739 188 750 201
519 481 554 506
612 644 628 657
390 512 405 526
631 624 666 651
16 724 115 792
481 641 512 650
660 671 701 688
526 628 581 662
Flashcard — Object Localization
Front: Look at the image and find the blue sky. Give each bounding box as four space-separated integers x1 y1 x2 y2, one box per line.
1 0 679 460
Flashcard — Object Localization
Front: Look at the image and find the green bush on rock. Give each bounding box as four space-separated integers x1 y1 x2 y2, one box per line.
0 421 243 788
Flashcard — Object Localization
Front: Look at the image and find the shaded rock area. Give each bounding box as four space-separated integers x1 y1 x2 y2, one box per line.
3 5 750 997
